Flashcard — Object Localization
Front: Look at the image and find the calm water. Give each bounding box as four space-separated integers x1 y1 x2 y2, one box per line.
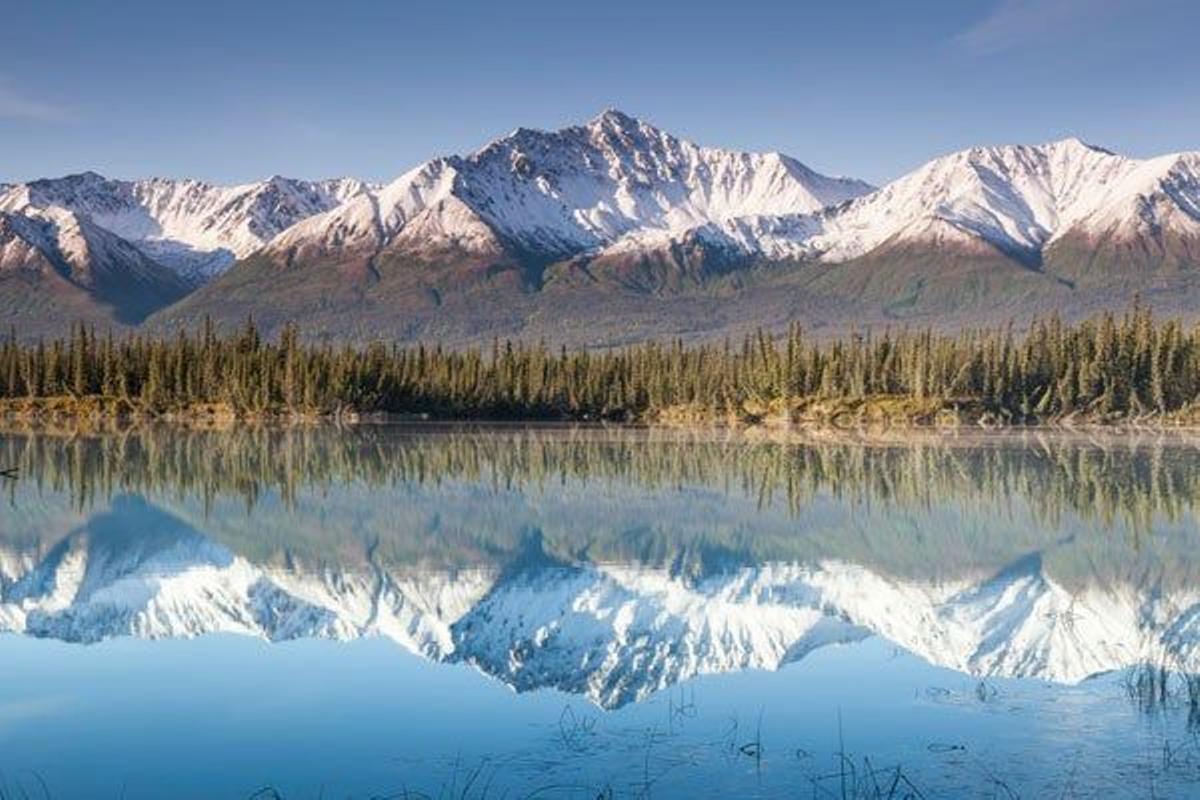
2 425 1200 798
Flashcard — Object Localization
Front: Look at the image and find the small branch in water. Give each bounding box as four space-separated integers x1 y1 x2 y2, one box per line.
0 466 17 480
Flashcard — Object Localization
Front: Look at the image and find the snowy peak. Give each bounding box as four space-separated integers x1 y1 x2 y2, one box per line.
585 106 641 132
778 137 1139 260
1067 150 1200 240
266 159 472 262
0 205 186 290
450 108 873 255
864 138 1200 253
0 171 372 283
262 109 874 265
690 136 1200 264
0 204 190 329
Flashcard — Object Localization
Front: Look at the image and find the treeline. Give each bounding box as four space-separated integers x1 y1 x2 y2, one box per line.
1 304 1199 421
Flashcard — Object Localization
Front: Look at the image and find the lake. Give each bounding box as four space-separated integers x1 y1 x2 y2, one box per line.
2 424 1200 798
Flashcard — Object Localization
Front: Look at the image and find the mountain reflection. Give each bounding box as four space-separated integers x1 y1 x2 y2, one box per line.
2 425 1200 708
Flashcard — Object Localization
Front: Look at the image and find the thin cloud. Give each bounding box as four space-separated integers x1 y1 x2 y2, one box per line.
957 0 1130 54
0 78 71 122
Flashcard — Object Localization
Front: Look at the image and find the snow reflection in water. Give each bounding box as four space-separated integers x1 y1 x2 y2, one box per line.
1 425 1199 798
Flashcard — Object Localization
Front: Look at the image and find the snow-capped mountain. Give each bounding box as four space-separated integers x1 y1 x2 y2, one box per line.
263 109 874 265
0 204 189 330
9 116 1200 279
645 137 1200 265
6 111 1200 342
260 125 1200 273
0 171 371 283
4 499 1197 710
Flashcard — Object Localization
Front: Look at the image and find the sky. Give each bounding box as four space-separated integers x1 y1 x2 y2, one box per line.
1 0 1197 187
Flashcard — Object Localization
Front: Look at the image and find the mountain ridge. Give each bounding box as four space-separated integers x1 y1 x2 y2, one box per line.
0 170 373 283
5 111 1200 343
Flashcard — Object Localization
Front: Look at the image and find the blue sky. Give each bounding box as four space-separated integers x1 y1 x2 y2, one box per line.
1 0 1196 186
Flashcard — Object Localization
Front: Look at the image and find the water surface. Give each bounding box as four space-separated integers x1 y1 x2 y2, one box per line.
2 425 1200 798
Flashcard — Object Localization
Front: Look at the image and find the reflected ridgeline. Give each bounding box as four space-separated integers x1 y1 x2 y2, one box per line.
3 425 1200 707
2 424 1200 537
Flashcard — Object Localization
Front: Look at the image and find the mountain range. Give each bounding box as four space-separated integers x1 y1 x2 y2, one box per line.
3 493 1197 710
4 110 1199 343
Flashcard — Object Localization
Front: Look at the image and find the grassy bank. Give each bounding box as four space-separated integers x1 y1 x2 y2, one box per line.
5 392 1200 430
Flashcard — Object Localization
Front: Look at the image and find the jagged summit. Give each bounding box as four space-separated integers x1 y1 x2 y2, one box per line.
499 108 661 142
261 108 874 265
590 106 639 125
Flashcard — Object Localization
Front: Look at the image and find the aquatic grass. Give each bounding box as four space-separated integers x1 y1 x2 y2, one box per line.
246 789 285 800
806 758 929 800
1125 662 1173 713
1122 659 1200 722
0 770 52 800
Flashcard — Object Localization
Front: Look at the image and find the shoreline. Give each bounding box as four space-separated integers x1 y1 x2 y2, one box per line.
3 396 1200 442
